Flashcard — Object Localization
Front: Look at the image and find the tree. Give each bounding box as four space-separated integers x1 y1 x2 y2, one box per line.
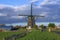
39 24 45 31
40 24 44 29
48 23 56 28
48 23 56 32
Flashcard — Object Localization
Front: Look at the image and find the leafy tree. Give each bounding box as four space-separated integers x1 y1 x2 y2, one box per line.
48 23 56 32
40 24 44 29
48 23 56 28
39 24 46 31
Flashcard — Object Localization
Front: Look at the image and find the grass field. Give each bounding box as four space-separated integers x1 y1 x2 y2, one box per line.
0 29 60 40
17 29 60 40
0 28 26 40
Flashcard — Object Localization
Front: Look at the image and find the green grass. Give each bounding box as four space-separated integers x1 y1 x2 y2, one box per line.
17 29 60 40
0 28 26 40
0 29 60 40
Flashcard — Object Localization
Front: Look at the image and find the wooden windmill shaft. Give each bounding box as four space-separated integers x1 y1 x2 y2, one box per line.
18 3 44 27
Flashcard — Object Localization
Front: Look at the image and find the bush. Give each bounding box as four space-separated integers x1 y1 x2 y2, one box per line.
34 25 38 29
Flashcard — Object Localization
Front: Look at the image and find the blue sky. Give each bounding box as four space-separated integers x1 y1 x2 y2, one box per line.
0 0 27 5
0 0 43 6
0 0 60 24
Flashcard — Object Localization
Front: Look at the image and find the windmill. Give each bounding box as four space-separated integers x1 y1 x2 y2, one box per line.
18 3 44 28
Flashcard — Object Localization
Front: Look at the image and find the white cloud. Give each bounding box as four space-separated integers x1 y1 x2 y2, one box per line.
14 4 30 11
52 15 59 19
0 13 7 16
38 12 48 18
11 16 25 19
40 12 47 16
30 0 38 3
0 4 30 11
40 0 60 6
0 4 14 9
0 4 31 16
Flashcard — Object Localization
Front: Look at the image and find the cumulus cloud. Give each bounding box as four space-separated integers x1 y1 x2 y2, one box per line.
14 4 30 11
30 0 38 3
40 12 47 16
11 16 25 19
34 0 60 22
0 4 30 11
0 4 31 16
52 15 59 19
0 4 14 9
0 13 7 16
39 0 60 14
40 0 60 5
0 0 60 23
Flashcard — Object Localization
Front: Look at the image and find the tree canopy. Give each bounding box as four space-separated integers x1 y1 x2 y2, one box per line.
48 23 56 28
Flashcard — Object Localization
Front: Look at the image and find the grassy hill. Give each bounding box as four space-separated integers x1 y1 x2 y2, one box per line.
0 28 26 40
0 28 60 40
17 29 60 40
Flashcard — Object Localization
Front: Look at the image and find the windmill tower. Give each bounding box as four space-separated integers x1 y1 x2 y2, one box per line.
28 16 35 28
27 4 35 28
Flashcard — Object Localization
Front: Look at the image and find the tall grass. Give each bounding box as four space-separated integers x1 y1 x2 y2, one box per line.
17 29 60 40
0 28 26 40
0 28 60 40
